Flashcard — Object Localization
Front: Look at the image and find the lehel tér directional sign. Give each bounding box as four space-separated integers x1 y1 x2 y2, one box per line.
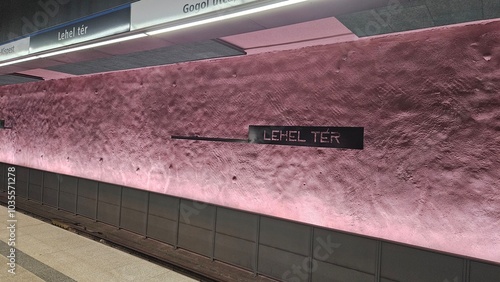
248 126 364 149
29 6 131 53
172 126 364 150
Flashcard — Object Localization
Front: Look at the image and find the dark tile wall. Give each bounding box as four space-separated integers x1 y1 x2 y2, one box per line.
1 163 499 282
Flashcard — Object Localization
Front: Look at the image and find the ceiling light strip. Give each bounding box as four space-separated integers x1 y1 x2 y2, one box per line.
0 56 39 68
146 0 309 35
0 0 307 68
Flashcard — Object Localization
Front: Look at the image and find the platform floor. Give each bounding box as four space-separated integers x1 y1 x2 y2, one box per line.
0 205 197 282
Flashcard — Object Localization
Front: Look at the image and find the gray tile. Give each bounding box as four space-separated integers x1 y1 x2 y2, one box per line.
78 179 98 199
110 262 171 281
150 271 197 282
147 214 177 244
43 172 60 190
29 169 43 185
0 260 45 282
17 180 28 198
0 205 195 281
258 244 309 282
177 223 213 257
260 217 311 256
121 187 148 212
313 228 377 274
17 167 29 181
77 196 97 219
120 207 147 234
42 187 58 208
214 233 255 270
97 201 120 226
59 191 77 213
216 207 258 241
470 261 500 282
179 199 215 230
28 184 42 202
59 175 78 194
148 193 178 220
381 243 463 282
0 163 5 192
0 240 76 282
98 182 121 205
312 260 375 282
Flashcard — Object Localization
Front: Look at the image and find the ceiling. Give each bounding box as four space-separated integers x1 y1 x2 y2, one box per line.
46 39 245 76
0 0 499 87
337 0 500 37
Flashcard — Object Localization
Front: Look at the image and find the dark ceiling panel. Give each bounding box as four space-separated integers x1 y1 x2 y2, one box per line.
337 0 500 37
484 0 500 18
0 74 43 86
388 5 434 32
46 39 245 75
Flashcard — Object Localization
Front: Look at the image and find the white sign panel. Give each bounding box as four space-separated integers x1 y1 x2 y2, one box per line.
131 0 262 31
29 7 131 54
0 38 30 62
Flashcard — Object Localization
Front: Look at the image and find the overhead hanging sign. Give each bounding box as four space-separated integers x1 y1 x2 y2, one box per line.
29 6 131 54
131 0 262 31
172 126 364 150
0 38 30 62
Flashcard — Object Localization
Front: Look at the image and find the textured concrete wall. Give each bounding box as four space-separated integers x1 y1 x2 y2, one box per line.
1 20 499 263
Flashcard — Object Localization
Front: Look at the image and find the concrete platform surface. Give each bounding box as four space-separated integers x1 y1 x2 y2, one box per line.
0 205 197 282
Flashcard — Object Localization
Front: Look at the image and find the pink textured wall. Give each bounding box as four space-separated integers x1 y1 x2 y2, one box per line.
1 21 499 263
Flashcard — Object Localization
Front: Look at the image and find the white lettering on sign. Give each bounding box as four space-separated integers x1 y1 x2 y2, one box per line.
311 130 341 144
183 0 210 13
0 38 30 62
182 0 240 14
248 126 362 149
131 0 260 31
263 130 307 143
262 129 341 144
57 24 89 41
0 46 15 54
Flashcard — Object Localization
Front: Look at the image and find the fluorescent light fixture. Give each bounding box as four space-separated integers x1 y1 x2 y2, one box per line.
38 33 147 58
0 33 147 67
0 56 39 67
0 0 307 67
146 0 309 35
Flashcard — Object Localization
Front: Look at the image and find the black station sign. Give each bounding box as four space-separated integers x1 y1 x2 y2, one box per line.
172 125 364 150
248 126 364 149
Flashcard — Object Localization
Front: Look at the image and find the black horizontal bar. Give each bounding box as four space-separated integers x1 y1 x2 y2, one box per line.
171 136 249 143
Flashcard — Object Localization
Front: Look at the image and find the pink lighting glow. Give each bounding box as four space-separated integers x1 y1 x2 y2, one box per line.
1 20 499 263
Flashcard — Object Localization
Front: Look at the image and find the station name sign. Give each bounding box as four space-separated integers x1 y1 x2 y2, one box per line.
248 126 364 149
0 38 30 62
131 0 260 31
30 6 131 53
172 126 364 150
